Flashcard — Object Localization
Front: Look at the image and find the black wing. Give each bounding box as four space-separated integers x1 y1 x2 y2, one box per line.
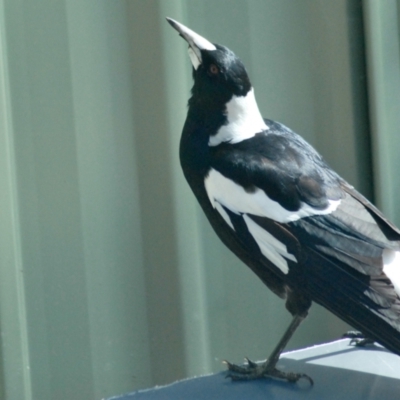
207 121 400 354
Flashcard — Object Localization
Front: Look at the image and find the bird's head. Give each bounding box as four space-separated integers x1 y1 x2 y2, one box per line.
166 18 252 111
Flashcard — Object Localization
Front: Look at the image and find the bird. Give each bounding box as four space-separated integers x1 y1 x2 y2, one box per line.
166 17 400 383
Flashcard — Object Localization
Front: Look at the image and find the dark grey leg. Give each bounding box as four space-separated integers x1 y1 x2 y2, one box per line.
225 312 313 385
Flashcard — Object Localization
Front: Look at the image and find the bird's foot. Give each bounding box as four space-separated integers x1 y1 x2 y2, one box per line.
224 358 313 385
350 337 375 347
342 331 374 347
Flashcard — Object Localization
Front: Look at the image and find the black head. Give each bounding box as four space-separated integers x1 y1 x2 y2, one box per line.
166 18 251 111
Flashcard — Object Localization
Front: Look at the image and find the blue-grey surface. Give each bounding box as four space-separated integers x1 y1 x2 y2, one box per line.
107 339 400 400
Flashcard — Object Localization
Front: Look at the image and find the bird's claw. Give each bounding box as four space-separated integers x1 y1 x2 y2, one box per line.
224 358 313 385
349 337 374 347
342 331 374 347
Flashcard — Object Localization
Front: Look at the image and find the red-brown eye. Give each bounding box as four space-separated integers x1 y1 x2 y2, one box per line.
209 64 219 75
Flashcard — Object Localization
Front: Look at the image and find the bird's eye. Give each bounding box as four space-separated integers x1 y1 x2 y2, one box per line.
209 64 219 75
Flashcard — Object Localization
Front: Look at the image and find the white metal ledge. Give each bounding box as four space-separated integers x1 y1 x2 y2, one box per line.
108 339 400 400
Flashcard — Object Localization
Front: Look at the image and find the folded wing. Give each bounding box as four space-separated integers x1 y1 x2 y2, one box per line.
206 123 400 350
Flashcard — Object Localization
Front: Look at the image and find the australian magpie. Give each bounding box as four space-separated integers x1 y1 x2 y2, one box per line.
167 17 400 383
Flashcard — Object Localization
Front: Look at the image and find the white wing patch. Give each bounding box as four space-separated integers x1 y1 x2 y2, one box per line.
209 89 268 146
383 249 400 297
214 201 234 229
205 168 341 223
204 168 340 275
243 215 296 274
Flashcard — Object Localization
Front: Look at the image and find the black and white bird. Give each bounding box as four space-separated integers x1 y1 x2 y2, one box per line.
166 18 400 383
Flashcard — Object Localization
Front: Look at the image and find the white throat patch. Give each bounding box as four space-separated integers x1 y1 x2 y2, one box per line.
209 88 268 146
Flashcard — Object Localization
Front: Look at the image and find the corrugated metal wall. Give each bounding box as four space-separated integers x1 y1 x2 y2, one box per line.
0 1 398 399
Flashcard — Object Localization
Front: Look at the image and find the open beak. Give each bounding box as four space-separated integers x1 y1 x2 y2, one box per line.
166 17 216 69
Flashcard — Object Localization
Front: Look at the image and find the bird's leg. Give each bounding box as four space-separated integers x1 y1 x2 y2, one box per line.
225 312 313 384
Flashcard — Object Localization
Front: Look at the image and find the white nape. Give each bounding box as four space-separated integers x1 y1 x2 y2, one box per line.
209 88 268 146
204 168 341 224
383 249 400 297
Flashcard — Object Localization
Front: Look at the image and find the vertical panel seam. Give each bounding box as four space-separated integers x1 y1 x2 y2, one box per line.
0 0 32 397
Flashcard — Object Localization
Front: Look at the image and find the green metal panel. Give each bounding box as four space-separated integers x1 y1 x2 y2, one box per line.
65 1 151 398
0 1 32 398
127 0 188 386
0 0 151 399
363 0 400 224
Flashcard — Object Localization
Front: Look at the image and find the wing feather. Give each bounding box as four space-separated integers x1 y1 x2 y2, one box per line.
206 126 400 343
